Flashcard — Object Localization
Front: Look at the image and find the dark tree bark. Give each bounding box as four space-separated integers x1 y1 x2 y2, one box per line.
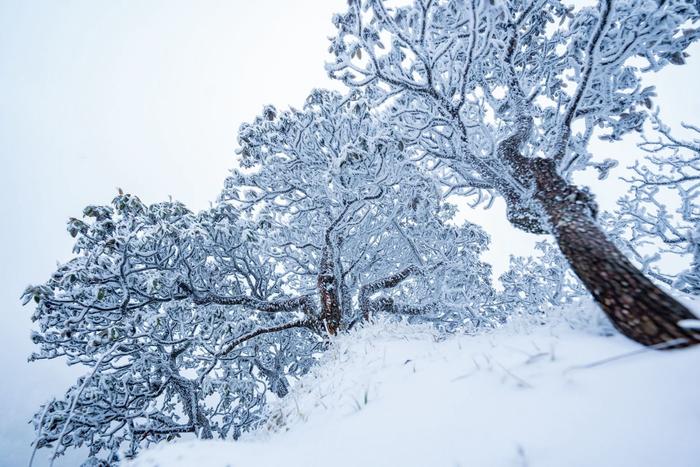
359 265 420 320
318 244 342 335
527 159 700 348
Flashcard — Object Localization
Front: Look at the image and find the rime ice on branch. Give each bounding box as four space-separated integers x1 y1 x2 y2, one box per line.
608 114 700 294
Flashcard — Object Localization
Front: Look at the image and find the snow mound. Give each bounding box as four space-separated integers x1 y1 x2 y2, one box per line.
127 314 700 467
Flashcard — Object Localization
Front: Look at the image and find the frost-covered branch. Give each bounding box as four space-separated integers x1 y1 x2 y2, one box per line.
609 115 700 294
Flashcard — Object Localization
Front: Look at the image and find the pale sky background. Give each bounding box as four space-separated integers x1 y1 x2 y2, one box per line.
0 1 699 466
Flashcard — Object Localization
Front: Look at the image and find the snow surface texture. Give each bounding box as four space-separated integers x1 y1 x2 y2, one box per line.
127 302 700 467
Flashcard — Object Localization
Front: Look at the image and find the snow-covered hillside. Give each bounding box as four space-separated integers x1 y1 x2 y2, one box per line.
128 305 700 467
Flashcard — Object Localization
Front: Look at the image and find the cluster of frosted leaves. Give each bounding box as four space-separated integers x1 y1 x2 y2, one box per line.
326 0 699 205
221 89 495 329
23 195 321 465
497 240 588 318
605 118 700 294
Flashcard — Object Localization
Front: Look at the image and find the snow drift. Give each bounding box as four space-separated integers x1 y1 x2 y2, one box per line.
127 304 700 467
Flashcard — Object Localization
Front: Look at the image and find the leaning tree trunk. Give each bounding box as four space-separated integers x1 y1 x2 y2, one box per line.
529 159 700 349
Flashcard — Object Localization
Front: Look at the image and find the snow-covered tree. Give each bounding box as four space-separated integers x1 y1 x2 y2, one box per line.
608 114 700 294
222 89 495 333
327 0 700 347
24 91 497 465
24 194 324 465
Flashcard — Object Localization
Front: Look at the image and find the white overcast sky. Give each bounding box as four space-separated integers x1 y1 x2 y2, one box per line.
1 1 699 466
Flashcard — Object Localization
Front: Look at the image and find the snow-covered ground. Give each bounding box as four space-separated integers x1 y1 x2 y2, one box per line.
127 304 700 467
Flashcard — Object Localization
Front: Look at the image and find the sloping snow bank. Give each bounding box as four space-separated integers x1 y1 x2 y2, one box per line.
128 304 700 467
